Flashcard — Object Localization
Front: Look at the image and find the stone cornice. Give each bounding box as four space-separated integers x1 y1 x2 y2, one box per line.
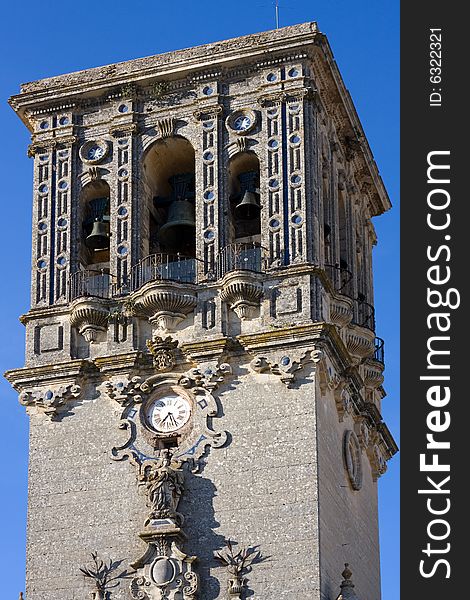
9 23 319 124
4 359 92 391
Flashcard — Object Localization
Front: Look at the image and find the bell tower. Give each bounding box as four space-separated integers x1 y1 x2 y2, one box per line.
6 23 397 600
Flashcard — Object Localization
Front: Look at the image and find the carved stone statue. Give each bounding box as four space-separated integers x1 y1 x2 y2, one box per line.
143 450 184 525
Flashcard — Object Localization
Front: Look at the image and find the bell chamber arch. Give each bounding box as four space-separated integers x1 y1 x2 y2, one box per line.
142 136 196 259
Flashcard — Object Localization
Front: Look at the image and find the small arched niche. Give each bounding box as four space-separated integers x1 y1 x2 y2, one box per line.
142 137 196 258
79 180 111 271
228 152 261 244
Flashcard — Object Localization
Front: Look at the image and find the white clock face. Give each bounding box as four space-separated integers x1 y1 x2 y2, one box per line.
87 145 105 161
147 394 191 433
233 115 252 131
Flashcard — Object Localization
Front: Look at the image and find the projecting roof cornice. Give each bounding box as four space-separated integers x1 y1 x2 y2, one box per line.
9 21 391 215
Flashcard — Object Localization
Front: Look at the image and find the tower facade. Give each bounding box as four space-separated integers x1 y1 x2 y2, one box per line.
6 23 397 600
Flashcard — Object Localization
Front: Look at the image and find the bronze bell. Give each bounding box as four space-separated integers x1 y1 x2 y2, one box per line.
158 198 196 250
86 219 109 250
234 190 260 220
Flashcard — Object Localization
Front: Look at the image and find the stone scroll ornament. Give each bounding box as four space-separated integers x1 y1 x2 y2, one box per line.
106 358 232 599
108 363 230 471
19 383 81 420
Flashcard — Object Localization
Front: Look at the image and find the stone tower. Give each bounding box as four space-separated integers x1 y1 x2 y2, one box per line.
6 23 397 600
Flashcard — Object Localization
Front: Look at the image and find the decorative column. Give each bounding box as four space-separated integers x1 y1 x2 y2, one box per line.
194 94 223 279
259 95 285 267
109 93 139 291
285 89 309 264
29 111 76 307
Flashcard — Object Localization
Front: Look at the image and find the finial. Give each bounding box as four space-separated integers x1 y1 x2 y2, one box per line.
340 563 354 589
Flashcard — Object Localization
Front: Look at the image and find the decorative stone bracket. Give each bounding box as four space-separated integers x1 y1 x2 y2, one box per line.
249 347 322 387
132 282 198 333
19 382 81 419
70 297 110 343
220 272 263 320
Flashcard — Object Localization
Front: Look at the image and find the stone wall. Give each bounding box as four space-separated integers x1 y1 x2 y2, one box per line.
25 358 322 599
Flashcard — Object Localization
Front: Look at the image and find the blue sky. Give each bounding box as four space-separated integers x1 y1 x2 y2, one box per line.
0 1 399 598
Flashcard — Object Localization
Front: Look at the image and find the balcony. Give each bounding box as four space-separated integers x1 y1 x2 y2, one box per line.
353 298 376 332
130 253 197 291
324 263 353 297
216 242 264 279
69 270 114 301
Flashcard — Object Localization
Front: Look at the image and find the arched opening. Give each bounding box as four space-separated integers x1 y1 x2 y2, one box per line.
228 152 261 245
142 137 196 258
80 180 111 270
69 180 111 300
216 151 262 277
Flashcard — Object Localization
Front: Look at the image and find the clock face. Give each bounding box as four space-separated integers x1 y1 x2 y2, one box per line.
87 144 105 161
147 394 191 434
233 115 252 131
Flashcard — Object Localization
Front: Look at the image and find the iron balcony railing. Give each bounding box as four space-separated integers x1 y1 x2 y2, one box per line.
69 270 114 301
130 253 197 291
324 263 353 297
353 298 376 332
374 337 385 364
216 242 264 279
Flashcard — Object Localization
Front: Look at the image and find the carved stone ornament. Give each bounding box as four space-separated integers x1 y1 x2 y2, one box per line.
132 282 198 333
70 298 110 343
220 272 264 320
19 383 81 419
80 551 129 600
130 540 198 600
335 563 360 600
103 376 144 406
110 363 230 471
334 384 352 422
343 430 363 491
367 443 388 481
157 116 177 138
139 450 185 526
147 336 179 372
214 540 263 600
127 451 199 600
249 347 322 387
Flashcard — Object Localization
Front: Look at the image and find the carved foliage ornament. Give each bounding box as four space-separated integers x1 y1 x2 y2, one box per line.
214 540 264 600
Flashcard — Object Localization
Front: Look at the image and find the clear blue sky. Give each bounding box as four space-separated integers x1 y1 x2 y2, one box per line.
0 1 399 598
